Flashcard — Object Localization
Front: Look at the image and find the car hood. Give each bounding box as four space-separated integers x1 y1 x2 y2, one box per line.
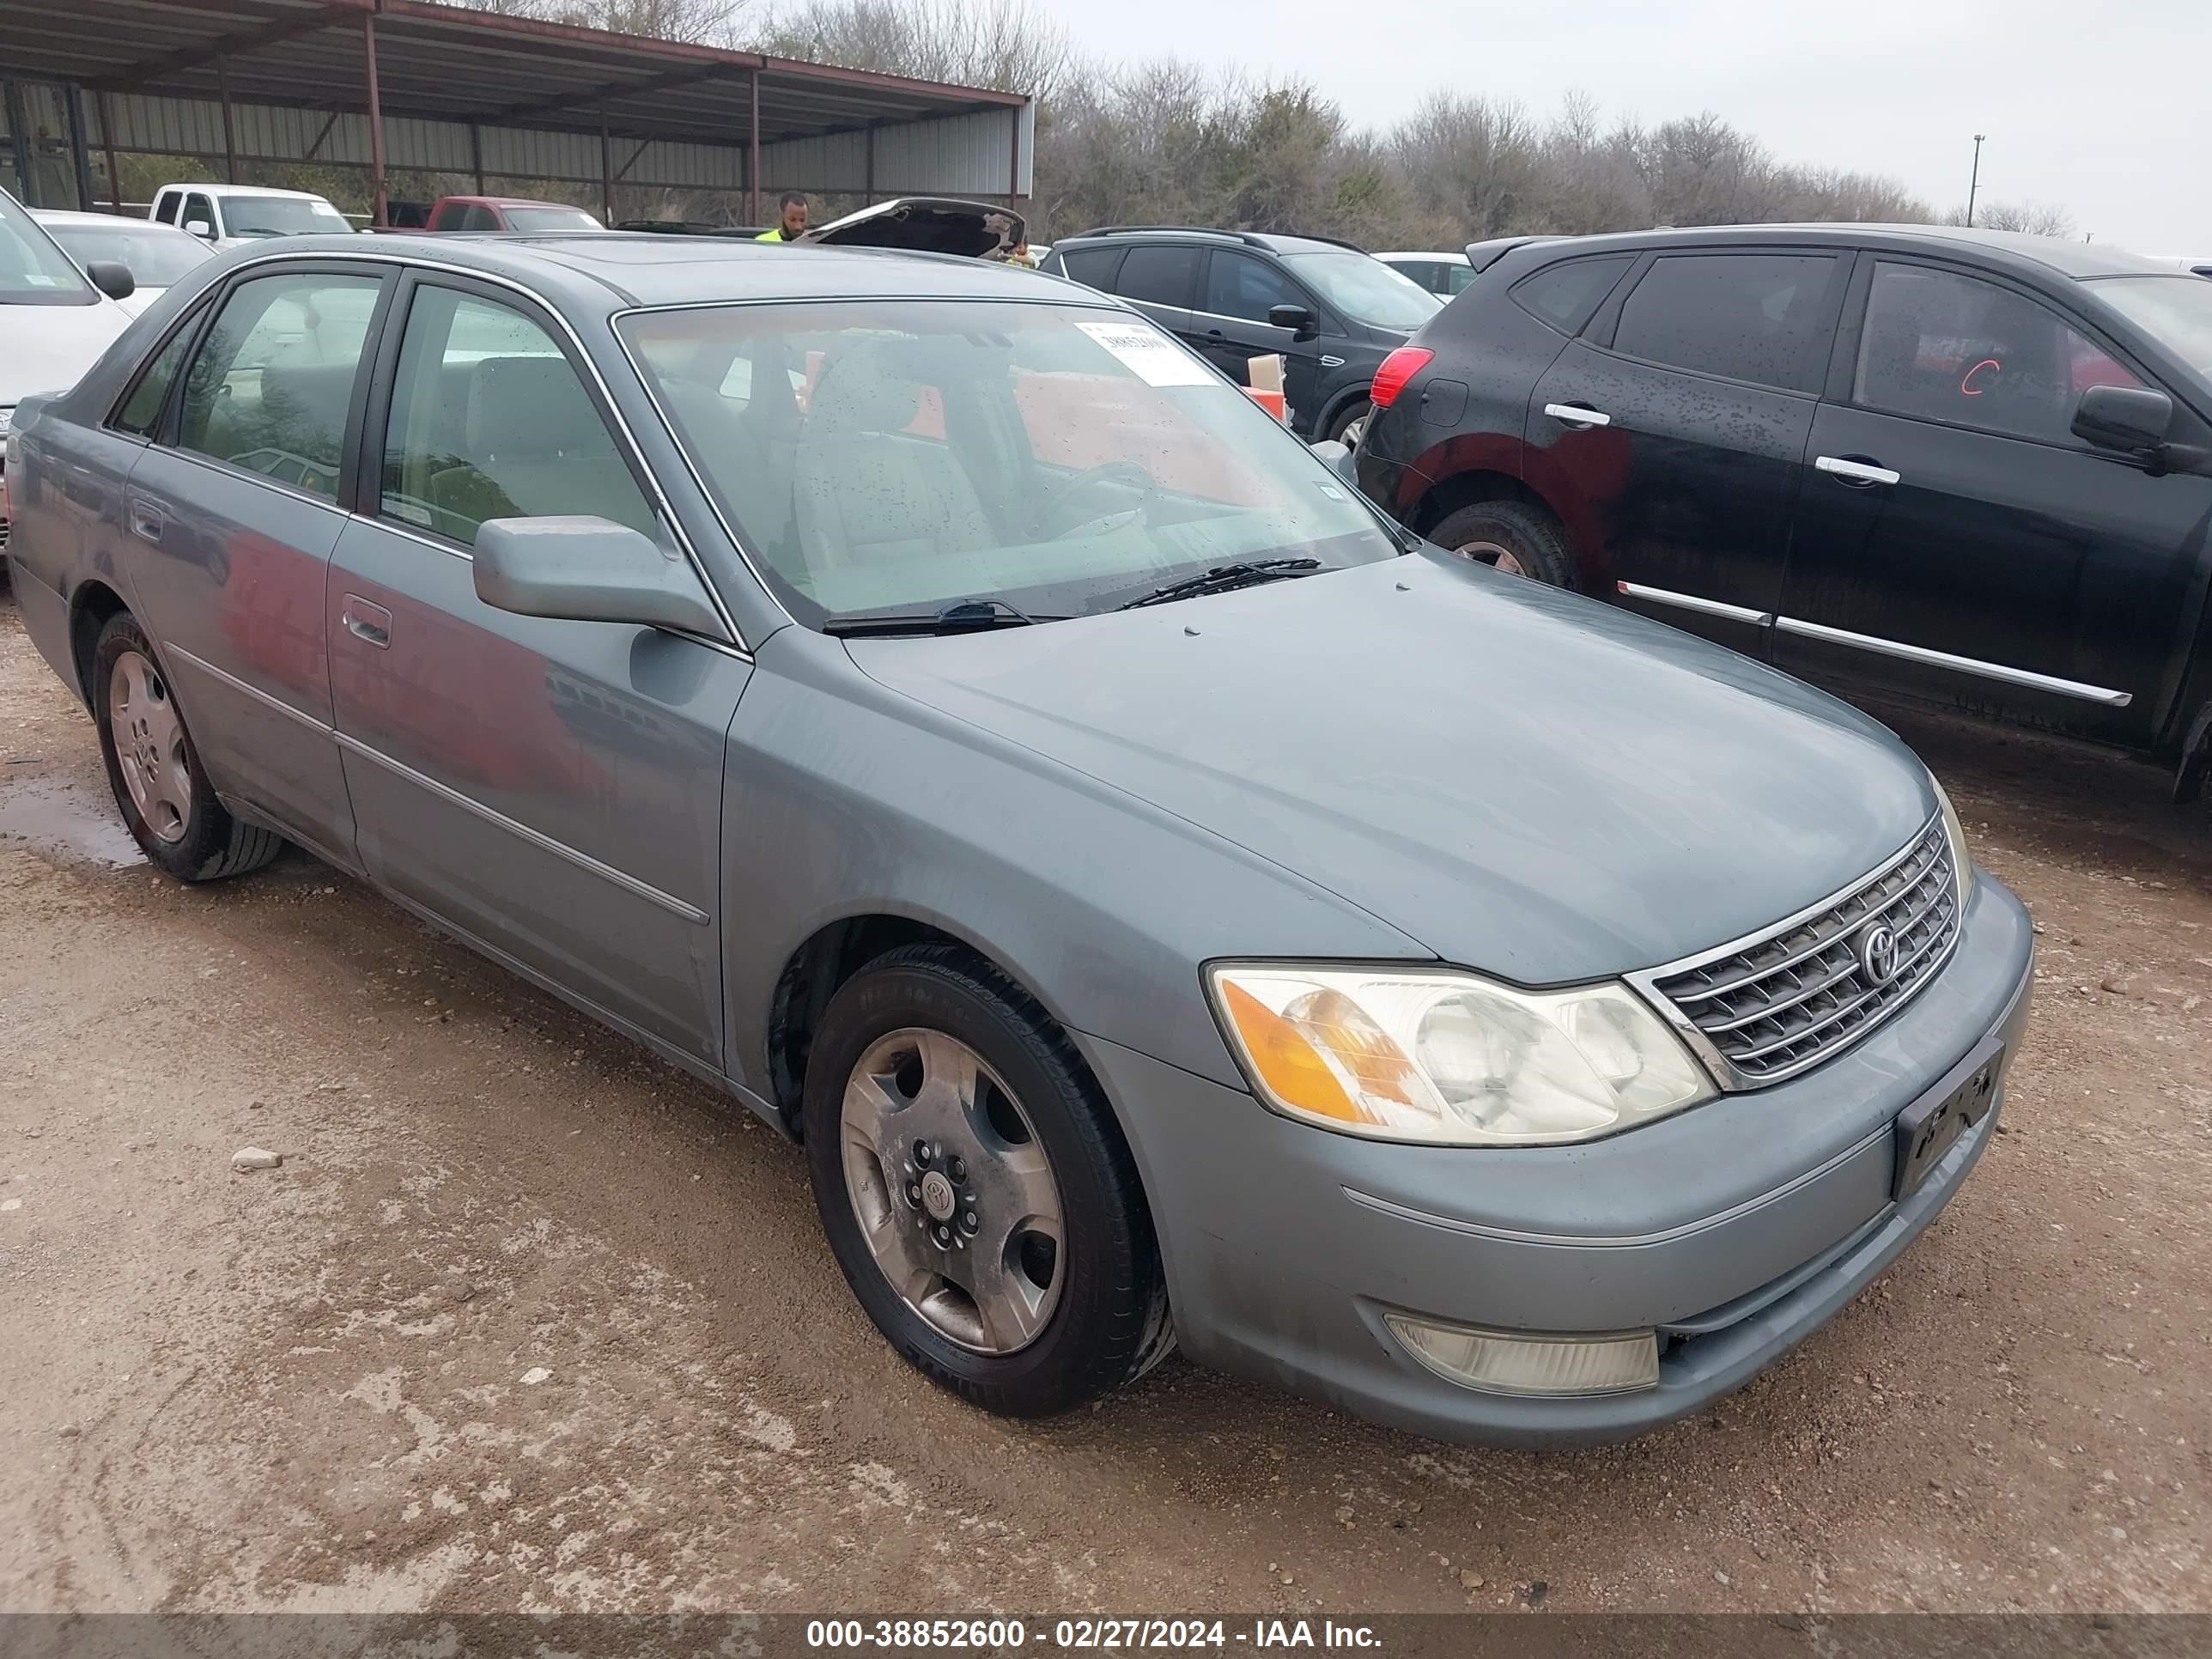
802 197 1025 260
0 299 131 406
848 553 1936 982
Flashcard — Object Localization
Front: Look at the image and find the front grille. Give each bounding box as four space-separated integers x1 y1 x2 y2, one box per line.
1645 817 1960 1086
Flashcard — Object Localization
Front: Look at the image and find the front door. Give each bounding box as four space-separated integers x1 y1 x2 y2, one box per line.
1192 247 1324 435
327 273 748 1066
123 264 389 866
1525 248 1846 655
1777 257 2212 744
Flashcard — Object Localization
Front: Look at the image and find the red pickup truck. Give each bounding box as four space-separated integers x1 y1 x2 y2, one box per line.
379 197 605 233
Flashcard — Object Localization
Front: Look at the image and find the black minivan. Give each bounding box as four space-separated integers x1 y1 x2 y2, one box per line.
1042 226 1441 443
1356 225 2212 799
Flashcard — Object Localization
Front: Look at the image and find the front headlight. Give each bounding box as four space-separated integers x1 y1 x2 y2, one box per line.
1206 963 1714 1146
1931 776 1977 911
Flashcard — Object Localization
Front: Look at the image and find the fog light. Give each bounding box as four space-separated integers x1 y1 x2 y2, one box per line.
1383 1314 1660 1397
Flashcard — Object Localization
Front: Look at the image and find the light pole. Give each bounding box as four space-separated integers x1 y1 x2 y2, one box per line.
1967 134 1986 227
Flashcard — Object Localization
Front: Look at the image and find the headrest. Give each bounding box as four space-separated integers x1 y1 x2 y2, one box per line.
466 355 611 459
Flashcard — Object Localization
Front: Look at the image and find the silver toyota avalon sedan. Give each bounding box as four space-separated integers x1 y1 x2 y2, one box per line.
3 233 2033 1443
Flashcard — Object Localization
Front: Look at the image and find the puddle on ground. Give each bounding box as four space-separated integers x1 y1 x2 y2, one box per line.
0 773 147 870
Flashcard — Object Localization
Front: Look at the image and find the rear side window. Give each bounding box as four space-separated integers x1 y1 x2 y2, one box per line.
1057 246 1123 290
1611 253 1839 392
1115 245 1199 309
175 270 384 498
112 303 208 436
152 192 179 226
1513 254 1636 334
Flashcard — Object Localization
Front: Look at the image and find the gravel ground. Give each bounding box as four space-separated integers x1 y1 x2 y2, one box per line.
3 580 2208 1616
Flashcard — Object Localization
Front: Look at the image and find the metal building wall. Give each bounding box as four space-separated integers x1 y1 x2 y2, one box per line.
759 104 1031 196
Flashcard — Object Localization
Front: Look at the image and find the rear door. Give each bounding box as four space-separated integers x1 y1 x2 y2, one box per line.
1525 247 1845 655
1106 242 1201 349
1192 246 1324 432
1776 255 2212 743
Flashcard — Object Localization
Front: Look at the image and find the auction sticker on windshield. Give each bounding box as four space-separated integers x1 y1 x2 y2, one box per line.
1076 319 1215 387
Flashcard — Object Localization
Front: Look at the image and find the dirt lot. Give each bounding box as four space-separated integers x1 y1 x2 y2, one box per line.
3 579 2208 1618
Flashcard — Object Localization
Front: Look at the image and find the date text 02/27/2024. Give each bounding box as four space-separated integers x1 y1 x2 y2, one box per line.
805 1619 1383 1650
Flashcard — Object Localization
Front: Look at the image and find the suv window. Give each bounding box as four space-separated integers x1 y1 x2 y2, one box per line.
1057 246 1123 290
380 284 653 546
1115 245 1199 309
112 302 208 436
175 271 383 498
1611 252 1838 392
1514 254 1636 334
1856 261 2142 446
181 194 216 236
1204 250 1304 323
152 191 179 226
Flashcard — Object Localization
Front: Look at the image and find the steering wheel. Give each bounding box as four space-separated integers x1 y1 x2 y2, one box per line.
1036 460 1158 539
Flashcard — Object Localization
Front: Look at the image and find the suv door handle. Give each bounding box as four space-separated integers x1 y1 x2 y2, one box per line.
127 500 165 544
1543 402 1612 428
1816 454 1901 487
341 594 392 649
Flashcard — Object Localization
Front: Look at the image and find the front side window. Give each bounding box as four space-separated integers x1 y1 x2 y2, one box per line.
2084 274 2212 380
1115 246 1199 309
1204 251 1304 324
0 190 96 306
1279 251 1440 331
175 271 384 497
621 300 1400 627
1856 263 2141 445
113 303 208 435
181 195 216 235
45 222 216 289
1612 252 1839 391
380 286 653 547
221 195 351 238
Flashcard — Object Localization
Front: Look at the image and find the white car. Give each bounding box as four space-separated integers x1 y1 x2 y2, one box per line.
31 209 216 318
1375 251 1477 298
2 188 134 566
149 181 355 250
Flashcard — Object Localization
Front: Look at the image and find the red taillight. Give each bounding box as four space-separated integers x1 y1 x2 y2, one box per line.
1368 346 1434 411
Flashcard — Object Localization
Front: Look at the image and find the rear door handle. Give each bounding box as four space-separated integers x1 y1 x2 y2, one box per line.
1816 454 1901 487
128 500 165 544
1543 402 1612 428
341 594 392 649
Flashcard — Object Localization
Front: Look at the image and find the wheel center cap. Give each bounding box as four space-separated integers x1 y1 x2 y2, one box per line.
920 1170 957 1222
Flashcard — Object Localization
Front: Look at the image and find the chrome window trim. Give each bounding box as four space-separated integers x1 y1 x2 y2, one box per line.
1772 616 2134 707
213 245 744 652
1624 810 1956 1091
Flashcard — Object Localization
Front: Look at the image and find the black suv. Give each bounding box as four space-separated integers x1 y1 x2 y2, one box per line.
1357 224 2212 798
1041 227 1441 443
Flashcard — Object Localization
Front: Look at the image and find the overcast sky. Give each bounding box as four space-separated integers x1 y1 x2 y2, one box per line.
1030 0 2211 257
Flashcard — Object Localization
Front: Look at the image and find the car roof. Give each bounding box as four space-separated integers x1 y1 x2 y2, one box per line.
161 182 333 200
31 208 197 234
1375 251 1470 264
1508 222 2179 283
229 232 1111 313
1057 226 1357 256
446 196 589 210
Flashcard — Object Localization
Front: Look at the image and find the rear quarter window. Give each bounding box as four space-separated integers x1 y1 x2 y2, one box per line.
1056 246 1124 291
1511 254 1637 334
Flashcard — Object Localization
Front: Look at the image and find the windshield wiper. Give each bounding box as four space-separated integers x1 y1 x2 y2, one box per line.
822 598 1060 637
1114 558 1322 611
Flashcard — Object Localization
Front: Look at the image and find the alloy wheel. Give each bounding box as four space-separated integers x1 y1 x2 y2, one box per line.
108 650 191 843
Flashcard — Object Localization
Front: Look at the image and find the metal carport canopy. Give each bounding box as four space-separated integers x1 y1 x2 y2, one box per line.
0 0 1031 216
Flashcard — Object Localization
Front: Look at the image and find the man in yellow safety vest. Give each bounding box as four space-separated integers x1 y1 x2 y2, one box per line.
755 192 809 242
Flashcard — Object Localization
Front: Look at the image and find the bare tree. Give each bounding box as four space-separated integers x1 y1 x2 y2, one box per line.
1942 198 2076 238
756 0 1073 95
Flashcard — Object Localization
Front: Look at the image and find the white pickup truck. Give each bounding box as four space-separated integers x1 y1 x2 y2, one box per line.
149 182 355 249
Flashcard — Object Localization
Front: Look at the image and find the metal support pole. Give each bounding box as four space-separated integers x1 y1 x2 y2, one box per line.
67 82 95 210
1966 133 1984 228
98 89 124 212
1006 103 1020 211
217 56 238 182
748 66 761 226
864 123 874 201
599 106 613 226
362 14 387 228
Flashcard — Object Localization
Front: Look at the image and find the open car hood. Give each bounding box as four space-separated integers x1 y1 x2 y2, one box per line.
801 197 1025 260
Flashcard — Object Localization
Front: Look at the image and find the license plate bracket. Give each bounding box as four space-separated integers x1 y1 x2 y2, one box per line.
1893 1042 2002 1200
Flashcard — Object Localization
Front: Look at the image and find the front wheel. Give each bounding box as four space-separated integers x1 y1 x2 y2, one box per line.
804 944 1170 1416
93 612 283 881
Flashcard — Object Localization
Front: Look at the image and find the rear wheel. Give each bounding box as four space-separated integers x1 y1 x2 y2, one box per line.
1428 499 1577 587
93 612 283 882
804 944 1170 1416
1327 399 1371 447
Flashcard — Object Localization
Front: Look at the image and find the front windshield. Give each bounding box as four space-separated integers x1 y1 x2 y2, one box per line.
0 191 95 305
224 195 353 238
502 206 604 231
1282 251 1442 331
619 299 1401 627
46 222 215 288
2089 276 2212 379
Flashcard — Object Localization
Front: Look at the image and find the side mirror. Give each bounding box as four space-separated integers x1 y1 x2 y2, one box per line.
85 261 136 301
472 516 727 638
2072 384 2172 455
1267 302 1318 343
1308 438 1358 485
184 219 214 240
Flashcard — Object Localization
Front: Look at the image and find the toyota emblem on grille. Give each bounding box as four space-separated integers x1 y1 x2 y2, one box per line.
1857 922 1900 986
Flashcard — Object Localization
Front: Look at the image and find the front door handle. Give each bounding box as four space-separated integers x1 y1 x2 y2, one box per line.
341 594 392 649
128 500 165 544
1815 454 1901 487
1543 402 1612 429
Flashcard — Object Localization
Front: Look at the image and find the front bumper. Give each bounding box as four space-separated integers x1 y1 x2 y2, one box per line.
1079 874 2035 1445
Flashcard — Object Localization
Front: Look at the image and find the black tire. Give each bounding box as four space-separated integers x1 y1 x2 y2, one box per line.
1326 398 1371 446
1428 499 1578 588
803 942 1170 1417
92 612 284 882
